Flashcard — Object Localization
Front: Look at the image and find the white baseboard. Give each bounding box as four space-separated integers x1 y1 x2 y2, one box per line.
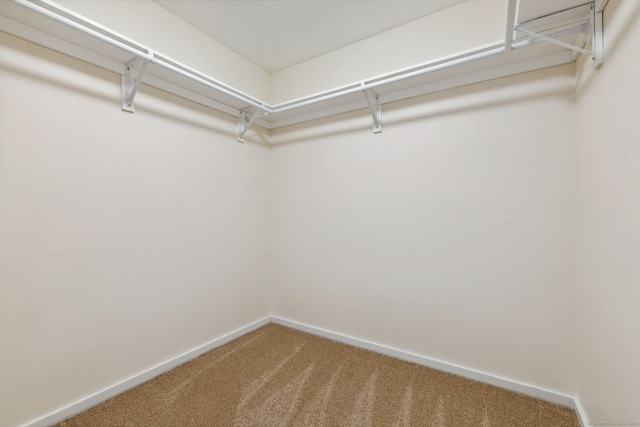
21 315 583 427
20 317 271 427
271 316 576 409
574 397 590 427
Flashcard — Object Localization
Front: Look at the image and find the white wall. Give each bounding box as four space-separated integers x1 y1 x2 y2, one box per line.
3 0 640 425
574 0 640 423
270 65 578 396
0 33 271 427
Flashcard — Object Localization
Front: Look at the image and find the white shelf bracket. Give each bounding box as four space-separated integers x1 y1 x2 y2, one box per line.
237 107 267 143
504 0 519 52
121 57 150 113
591 6 604 69
363 87 382 134
514 26 592 56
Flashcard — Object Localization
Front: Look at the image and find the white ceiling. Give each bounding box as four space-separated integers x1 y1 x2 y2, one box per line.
153 0 469 73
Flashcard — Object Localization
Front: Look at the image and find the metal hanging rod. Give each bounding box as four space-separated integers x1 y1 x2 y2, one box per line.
6 0 601 140
269 42 514 116
12 0 272 115
270 1 600 118
151 53 273 114
13 0 152 60
269 35 557 116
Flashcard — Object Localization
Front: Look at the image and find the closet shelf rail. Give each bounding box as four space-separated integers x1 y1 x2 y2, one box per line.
1 0 603 141
9 0 272 114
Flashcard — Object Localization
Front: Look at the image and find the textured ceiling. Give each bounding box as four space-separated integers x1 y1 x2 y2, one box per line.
153 0 469 73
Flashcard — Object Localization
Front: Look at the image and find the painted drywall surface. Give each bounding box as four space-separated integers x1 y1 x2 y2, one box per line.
270 65 578 395
269 0 505 104
574 0 640 423
0 33 271 427
54 0 270 101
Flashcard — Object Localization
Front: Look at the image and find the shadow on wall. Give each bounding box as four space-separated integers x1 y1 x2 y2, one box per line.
0 54 119 105
269 65 576 146
0 34 270 148
135 85 271 148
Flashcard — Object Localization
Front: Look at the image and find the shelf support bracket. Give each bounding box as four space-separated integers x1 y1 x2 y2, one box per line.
237 107 267 143
121 57 150 113
591 5 604 69
514 26 592 56
504 0 518 52
363 88 382 134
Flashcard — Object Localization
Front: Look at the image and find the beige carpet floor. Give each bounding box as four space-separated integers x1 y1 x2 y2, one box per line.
57 323 580 426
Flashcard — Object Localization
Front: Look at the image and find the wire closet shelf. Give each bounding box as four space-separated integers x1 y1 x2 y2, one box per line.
0 0 603 141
